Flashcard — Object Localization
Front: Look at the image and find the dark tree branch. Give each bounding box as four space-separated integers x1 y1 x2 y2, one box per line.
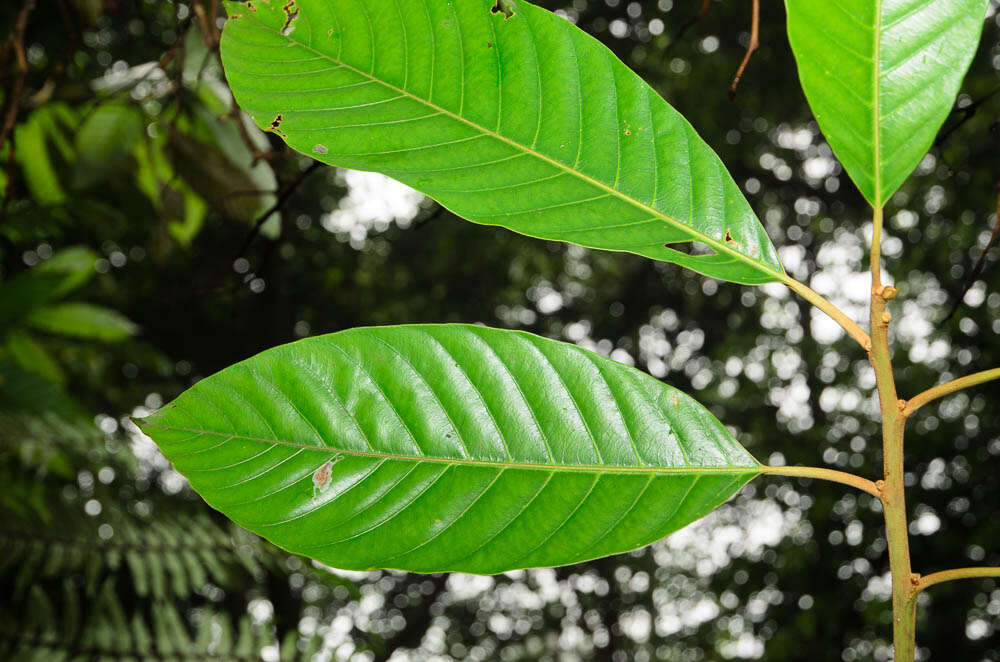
945 183 1000 321
728 0 759 100
0 0 37 223
192 1 218 51
666 0 711 53
226 98 281 165
0 0 35 151
934 86 1000 148
236 160 323 259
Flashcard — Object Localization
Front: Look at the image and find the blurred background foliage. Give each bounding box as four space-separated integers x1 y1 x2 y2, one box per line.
0 0 998 660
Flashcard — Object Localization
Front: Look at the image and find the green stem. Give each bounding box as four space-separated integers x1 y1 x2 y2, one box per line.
912 567 1000 595
783 276 871 350
902 367 1000 417
868 205 915 661
902 567 1000 640
759 465 880 498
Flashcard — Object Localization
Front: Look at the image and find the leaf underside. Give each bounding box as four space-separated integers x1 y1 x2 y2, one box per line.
139 325 759 574
219 0 784 285
785 0 987 208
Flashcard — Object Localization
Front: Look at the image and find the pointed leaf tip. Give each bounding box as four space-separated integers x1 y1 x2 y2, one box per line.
220 0 783 284
785 0 988 207
141 324 759 574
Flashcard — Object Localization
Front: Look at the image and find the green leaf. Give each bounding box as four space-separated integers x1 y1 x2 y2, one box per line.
132 130 209 245
32 246 100 298
5 330 64 384
0 247 99 327
183 84 283 237
219 0 783 285
167 123 280 238
72 102 144 190
137 324 759 574
0 275 69 327
15 111 67 205
0 359 89 425
167 130 267 226
785 0 988 208
25 303 138 342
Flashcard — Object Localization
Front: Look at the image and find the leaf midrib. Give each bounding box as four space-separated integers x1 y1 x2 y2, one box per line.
145 421 761 474
872 0 883 208
230 9 783 280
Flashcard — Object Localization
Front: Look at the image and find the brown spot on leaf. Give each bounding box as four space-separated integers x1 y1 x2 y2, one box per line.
491 0 516 19
311 455 344 497
723 229 744 250
280 0 299 35
312 460 333 497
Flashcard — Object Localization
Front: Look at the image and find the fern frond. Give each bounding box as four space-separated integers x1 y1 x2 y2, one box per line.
0 577 327 661
0 362 351 662
1 510 266 600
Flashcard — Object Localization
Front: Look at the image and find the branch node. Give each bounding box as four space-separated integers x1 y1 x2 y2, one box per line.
880 285 899 301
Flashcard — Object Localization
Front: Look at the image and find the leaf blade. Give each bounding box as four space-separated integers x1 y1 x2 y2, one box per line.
219 0 783 285
25 303 138 342
785 0 988 207
138 324 758 574
0 247 99 327
72 103 144 190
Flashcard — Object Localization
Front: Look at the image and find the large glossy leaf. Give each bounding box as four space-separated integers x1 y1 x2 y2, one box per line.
785 0 988 208
219 0 783 285
138 325 759 574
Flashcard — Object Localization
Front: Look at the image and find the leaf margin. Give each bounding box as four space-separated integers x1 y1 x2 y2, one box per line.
218 0 786 285
137 323 761 574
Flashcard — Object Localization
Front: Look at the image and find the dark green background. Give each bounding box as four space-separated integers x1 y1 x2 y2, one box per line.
1 0 997 659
